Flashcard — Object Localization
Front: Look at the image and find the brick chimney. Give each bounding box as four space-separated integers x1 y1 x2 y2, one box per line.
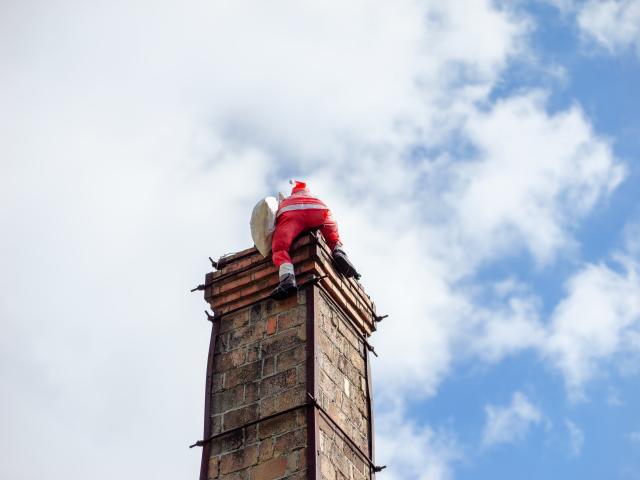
194 231 380 480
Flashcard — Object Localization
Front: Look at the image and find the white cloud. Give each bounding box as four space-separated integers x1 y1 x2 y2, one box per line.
482 392 543 447
544 260 640 398
0 0 634 478
0 1 531 478
367 91 624 397
377 403 461 480
447 92 624 266
548 0 640 56
577 0 640 54
464 289 545 363
565 419 585 456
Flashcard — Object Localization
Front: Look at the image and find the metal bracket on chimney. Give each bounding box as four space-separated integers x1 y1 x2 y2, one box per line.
306 274 327 286
365 343 379 358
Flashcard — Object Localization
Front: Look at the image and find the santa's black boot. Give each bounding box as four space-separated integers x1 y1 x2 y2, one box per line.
271 273 297 300
332 247 360 279
271 263 298 300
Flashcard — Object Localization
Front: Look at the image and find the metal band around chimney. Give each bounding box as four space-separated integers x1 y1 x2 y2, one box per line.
198 314 220 480
305 284 321 479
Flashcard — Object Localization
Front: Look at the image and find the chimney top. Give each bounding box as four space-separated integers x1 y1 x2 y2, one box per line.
204 231 377 336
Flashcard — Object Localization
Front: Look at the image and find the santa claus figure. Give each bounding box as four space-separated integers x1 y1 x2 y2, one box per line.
270 180 359 299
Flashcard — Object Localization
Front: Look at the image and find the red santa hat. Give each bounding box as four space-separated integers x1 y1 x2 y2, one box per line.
290 179 308 194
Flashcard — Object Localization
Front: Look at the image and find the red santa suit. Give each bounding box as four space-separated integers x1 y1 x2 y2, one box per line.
272 181 341 279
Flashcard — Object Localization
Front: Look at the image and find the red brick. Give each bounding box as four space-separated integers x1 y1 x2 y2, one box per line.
209 429 244 456
218 310 251 334
220 445 258 475
260 385 306 416
249 456 287 480
296 364 306 385
214 332 229 354
259 368 298 398
266 315 277 335
216 288 243 305
212 372 225 392
245 424 258 444
274 427 307 456
333 446 351 479
262 356 275 377
266 294 299 316
247 344 261 363
215 348 247 372
348 446 366 475
258 438 274 461
276 345 306 373
296 289 307 305
265 299 277 315
320 451 337 479
351 465 367 480
212 384 245 414
253 277 278 294
253 265 278 282
224 403 259 430
276 293 299 311
218 274 252 294
245 382 258 404
220 469 251 480
224 252 259 271
277 308 305 331
226 361 261 389
248 303 264 323
261 328 305 357
238 282 262 298
298 447 307 470
283 471 307 480
210 414 222 435
228 323 265 350
258 411 298 440
295 409 306 426
207 456 219 480
285 449 302 474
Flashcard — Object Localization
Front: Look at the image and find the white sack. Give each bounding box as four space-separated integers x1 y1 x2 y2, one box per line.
250 196 278 257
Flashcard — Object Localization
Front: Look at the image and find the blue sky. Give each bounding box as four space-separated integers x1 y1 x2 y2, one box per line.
1 1 640 479
405 3 640 478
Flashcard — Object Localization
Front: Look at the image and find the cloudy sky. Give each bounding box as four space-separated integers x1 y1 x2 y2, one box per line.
1 0 639 478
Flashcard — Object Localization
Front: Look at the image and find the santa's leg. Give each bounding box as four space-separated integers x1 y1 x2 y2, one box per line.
271 213 306 299
320 211 360 279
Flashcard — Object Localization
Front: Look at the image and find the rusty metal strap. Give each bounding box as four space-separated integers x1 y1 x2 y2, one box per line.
191 394 386 473
189 400 312 449
199 314 220 480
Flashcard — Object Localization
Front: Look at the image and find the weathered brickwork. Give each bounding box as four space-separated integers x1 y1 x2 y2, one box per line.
200 232 377 480
207 292 309 479
317 291 372 480
318 417 368 480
